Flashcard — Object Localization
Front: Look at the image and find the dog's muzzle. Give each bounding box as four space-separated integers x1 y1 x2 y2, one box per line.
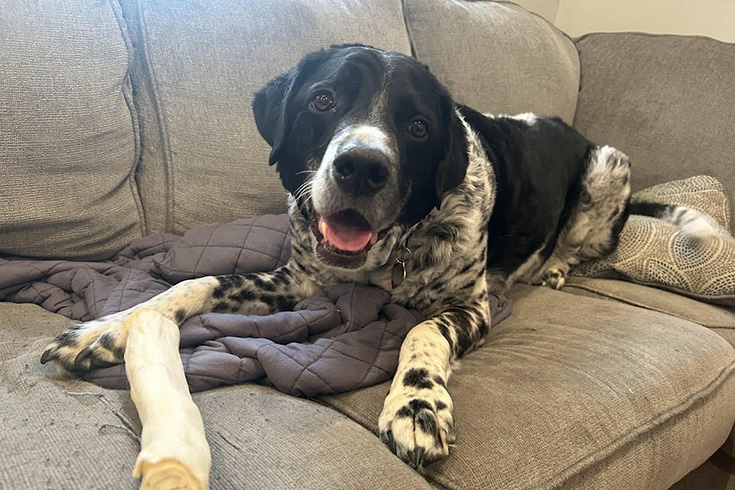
309 125 399 268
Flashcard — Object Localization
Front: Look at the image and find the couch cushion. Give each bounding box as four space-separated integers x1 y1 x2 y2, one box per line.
118 0 412 234
565 277 735 334
0 303 432 489
0 0 143 260
404 0 579 123
574 33 735 233
321 284 735 489
564 275 735 459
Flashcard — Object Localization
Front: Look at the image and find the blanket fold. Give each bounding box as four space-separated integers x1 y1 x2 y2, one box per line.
0 215 512 396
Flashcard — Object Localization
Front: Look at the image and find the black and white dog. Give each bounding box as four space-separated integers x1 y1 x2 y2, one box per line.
41 45 703 467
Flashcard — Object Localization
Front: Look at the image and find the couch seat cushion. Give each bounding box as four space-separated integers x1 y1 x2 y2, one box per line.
565 277 735 344
0 303 432 489
321 285 735 489
563 276 735 461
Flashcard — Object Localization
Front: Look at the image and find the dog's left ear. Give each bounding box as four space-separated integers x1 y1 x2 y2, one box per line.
434 95 469 209
252 50 333 166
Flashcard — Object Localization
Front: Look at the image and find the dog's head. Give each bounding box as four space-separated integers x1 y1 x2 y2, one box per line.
253 44 468 269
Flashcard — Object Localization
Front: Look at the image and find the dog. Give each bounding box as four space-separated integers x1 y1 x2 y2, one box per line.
41 44 704 468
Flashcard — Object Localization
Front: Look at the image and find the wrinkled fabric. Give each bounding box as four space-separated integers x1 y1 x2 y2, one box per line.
0 214 512 396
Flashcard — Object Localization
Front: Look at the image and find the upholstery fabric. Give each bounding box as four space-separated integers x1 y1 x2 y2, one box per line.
564 278 735 332
404 0 580 123
0 303 434 489
118 0 412 234
572 176 735 305
0 0 143 259
321 285 735 489
574 33 735 233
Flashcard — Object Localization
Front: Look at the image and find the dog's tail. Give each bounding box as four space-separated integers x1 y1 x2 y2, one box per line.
629 202 722 240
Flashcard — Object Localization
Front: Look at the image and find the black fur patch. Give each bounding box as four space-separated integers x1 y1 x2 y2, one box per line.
408 399 433 413
213 301 235 313
54 330 78 348
174 309 186 323
229 289 256 303
214 275 245 298
416 411 437 435
403 368 434 389
98 332 124 360
396 406 413 418
251 275 277 292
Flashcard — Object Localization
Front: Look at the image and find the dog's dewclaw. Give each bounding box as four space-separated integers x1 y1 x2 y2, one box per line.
125 308 211 490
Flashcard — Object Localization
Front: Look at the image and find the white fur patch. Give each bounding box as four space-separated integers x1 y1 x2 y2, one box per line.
662 206 722 240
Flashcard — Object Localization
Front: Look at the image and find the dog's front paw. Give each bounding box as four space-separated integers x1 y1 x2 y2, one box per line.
40 314 128 373
378 383 455 468
541 266 567 290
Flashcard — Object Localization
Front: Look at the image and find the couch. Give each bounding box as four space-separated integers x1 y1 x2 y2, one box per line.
1 1 734 488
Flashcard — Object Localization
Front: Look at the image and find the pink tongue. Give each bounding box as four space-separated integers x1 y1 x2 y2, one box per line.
318 214 377 252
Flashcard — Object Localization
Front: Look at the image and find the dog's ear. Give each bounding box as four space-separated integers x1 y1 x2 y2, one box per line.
252 72 292 165
252 50 334 166
434 95 469 209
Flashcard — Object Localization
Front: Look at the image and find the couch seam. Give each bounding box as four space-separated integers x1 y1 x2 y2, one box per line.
539 358 735 489
399 0 417 58
135 0 175 233
109 0 148 239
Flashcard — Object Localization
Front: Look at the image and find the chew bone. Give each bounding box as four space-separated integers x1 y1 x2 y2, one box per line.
124 308 211 490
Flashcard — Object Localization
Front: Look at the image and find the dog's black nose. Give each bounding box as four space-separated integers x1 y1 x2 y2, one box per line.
332 149 390 198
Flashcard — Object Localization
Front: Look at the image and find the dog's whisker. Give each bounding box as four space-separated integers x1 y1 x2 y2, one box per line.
295 170 317 177
293 179 314 203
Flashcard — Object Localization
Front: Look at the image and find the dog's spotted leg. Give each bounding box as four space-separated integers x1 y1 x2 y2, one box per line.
536 145 631 291
379 302 490 468
41 266 316 373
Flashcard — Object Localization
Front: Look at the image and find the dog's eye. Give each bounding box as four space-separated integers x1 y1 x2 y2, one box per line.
408 119 428 139
310 91 335 112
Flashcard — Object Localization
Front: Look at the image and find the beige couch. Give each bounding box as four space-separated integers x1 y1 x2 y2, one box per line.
1 1 734 488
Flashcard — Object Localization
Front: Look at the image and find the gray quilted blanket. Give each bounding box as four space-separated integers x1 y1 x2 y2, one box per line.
0 215 512 396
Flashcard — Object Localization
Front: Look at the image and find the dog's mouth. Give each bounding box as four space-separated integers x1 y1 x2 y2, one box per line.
311 209 386 269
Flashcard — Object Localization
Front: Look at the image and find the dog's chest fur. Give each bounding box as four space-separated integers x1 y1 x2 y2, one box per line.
288 121 496 316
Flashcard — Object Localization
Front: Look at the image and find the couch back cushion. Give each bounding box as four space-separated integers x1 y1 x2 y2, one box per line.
574 33 735 232
121 0 411 235
404 0 580 123
0 1 143 259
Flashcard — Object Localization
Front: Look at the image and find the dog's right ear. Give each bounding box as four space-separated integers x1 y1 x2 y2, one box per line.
252 73 291 166
252 49 336 166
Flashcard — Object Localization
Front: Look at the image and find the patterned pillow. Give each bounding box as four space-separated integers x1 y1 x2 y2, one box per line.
571 176 735 306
